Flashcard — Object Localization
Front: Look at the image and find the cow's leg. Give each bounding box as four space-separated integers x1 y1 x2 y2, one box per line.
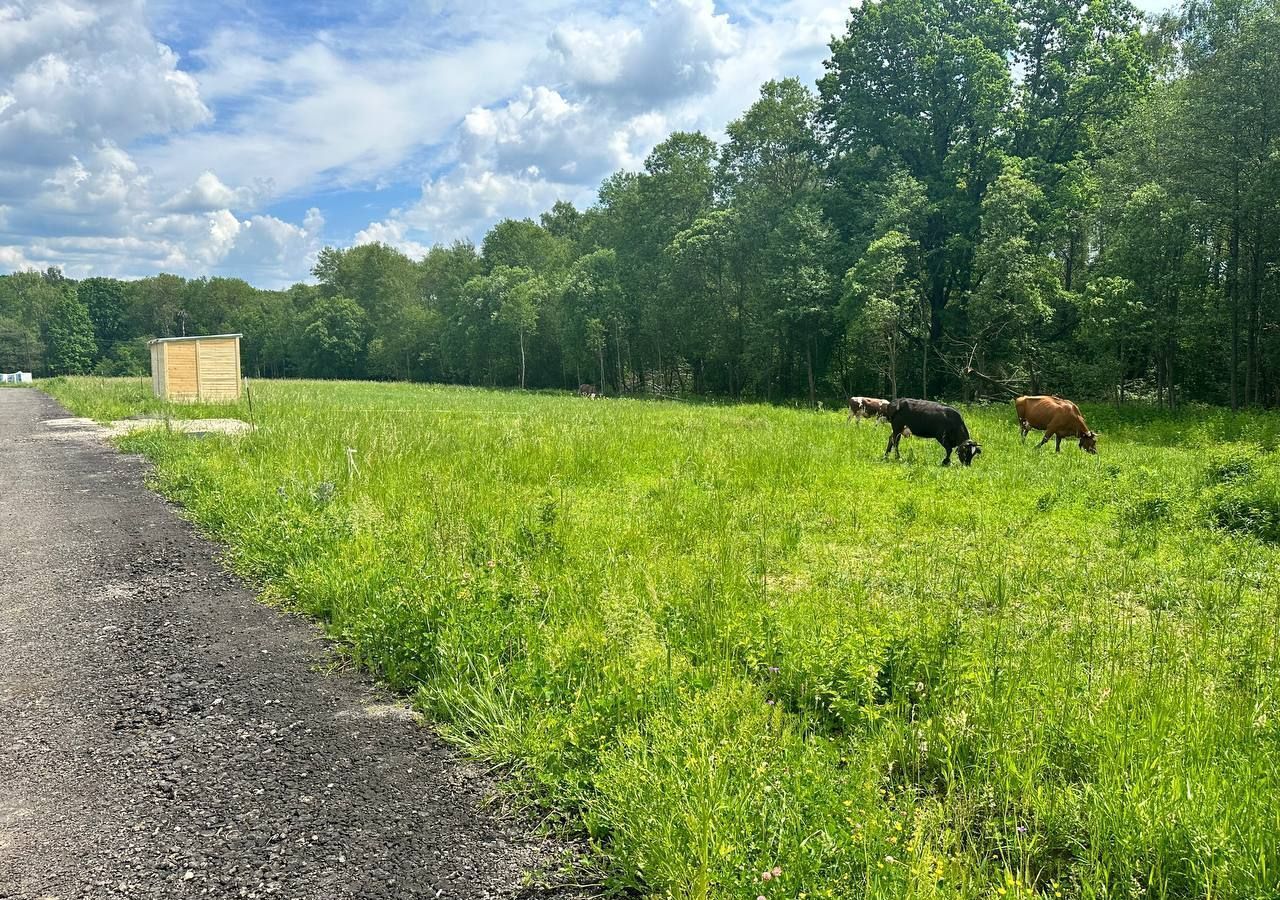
1020 420 1030 442
884 429 896 460
1036 433 1051 450
1055 435 1062 452
941 441 953 466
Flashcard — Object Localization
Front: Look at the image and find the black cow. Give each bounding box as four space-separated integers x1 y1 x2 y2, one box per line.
883 398 982 466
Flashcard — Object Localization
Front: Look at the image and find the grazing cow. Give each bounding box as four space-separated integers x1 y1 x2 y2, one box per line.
847 396 891 424
577 383 600 398
1015 395 1098 454
884 398 982 466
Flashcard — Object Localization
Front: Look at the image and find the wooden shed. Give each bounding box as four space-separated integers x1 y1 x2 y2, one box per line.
149 334 242 402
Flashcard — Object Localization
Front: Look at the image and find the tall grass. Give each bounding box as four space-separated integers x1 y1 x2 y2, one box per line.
41 375 251 422
45 378 1280 899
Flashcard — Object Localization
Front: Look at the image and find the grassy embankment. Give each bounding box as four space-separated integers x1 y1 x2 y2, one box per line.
43 376 1280 899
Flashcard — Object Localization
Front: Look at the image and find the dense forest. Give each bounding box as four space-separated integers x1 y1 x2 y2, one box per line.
2 0 1278 408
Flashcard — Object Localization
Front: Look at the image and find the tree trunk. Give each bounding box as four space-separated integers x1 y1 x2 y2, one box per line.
1248 218 1263 406
921 336 929 399
887 335 898 401
1117 341 1126 406
1229 176 1241 410
806 339 816 408
518 330 526 389
616 322 624 395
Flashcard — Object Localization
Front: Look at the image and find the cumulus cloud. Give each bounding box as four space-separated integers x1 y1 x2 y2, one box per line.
0 0 209 163
459 86 666 187
548 0 738 111
356 0 746 253
406 168 572 240
352 219 433 259
162 171 267 213
40 142 149 217
0 0 327 285
0 244 37 270
140 28 539 198
0 0 853 284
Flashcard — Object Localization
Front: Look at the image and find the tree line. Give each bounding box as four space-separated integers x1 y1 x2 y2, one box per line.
2 0 1277 409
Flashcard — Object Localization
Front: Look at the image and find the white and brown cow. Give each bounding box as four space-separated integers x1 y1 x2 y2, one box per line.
846 396 891 424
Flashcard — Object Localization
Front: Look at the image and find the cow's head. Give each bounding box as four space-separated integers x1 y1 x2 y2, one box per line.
1080 430 1099 454
958 440 982 466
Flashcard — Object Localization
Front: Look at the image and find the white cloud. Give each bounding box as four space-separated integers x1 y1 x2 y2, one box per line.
140 29 541 198
0 1 326 285
548 0 739 111
352 219 433 258
0 244 37 270
162 171 268 213
404 167 576 245
0 0 209 163
0 0 853 284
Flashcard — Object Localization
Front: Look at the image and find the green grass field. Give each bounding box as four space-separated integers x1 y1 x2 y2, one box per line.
43 377 1280 899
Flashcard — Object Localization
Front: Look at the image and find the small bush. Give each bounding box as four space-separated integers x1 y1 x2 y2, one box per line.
1205 482 1280 543
1204 443 1265 485
1120 492 1173 528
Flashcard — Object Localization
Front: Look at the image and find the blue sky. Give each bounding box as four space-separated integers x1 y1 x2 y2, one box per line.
0 0 1175 288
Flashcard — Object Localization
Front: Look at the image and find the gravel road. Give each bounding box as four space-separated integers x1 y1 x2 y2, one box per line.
0 388 584 899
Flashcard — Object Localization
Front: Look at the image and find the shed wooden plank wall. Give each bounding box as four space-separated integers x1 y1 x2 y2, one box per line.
194 338 240 401
150 335 242 402
165 341 199 400
150 343 166 397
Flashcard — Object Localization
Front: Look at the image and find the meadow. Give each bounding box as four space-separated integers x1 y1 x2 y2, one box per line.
43 377 1280 899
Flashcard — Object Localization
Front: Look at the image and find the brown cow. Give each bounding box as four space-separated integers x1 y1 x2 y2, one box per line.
847 396 891 424
1015 395 1098 453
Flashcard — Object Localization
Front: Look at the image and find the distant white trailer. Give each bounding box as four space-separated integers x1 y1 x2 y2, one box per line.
1 371 32 384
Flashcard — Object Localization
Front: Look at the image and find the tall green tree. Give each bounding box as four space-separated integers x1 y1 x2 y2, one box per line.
968 160 1059 387
44 290 97 375
299 296 368 379
820 0 1017 395
841 230 928 400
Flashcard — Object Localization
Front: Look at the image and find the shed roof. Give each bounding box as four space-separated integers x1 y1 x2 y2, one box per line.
148 333 243 345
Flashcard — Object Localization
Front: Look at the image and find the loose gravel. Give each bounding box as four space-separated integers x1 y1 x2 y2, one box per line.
0 388 587 899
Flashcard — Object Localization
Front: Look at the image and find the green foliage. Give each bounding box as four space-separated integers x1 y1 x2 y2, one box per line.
3 0 1278 410
77 277 129 347
299 295 368 378
44 289 97 375
45 377 1280 899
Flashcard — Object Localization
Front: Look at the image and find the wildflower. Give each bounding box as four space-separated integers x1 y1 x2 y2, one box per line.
757 896 767 900
766 699 776 706
1016 825 1027 834
772 866 782 878
762 871 772 882
486 559 497 568
768 666 780 674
